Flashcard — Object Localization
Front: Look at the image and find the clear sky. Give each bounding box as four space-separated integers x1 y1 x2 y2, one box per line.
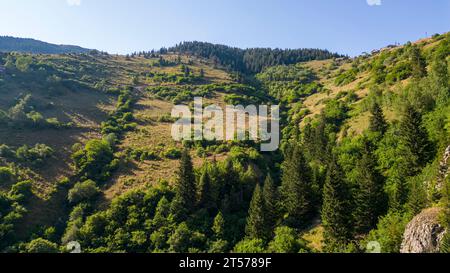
0 0 449 56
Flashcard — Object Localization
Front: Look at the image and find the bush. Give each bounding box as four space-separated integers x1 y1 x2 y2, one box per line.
233 238 266 253
0 167 14 184
72 139 114 182
16 144 54 166
68 180 100 204
25 238 59 253
163 147 182 159
9 180 33 201
0 144 14 158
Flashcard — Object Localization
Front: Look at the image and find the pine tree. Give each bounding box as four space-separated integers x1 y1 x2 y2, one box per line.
353 140 387 234
263 174 278 237
369 102 388 135
245 184 267 240
399 105 433 175
281 144 314 228
212 212 226 240
219 159 240 212
171 149 196 220
152 197 171 230
322 156 352 251
198 169 215 211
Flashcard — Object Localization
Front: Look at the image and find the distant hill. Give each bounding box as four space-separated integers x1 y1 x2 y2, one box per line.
167 41 344 73
0 36 91 54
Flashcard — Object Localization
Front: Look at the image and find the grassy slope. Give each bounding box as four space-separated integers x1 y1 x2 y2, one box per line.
1 34 446 244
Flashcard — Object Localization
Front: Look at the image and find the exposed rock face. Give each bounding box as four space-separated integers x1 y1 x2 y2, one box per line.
400 208 447 253
437 145 450 190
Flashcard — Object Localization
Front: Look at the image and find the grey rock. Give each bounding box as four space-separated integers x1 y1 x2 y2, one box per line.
400 208 447 253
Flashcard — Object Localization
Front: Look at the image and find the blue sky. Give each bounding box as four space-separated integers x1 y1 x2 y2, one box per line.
0 0 448 56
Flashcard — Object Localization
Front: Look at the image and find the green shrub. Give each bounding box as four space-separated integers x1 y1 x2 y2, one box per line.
68 180 100 204
9 180 33 201
25 238 59 253
0 167 14 184
163 147 182 159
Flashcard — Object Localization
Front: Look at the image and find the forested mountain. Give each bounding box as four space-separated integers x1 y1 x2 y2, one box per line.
168 41 343 73
0 36 90 54
0 33 449 254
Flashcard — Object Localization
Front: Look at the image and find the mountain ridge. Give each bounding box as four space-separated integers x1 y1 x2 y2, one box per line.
0 36 91 54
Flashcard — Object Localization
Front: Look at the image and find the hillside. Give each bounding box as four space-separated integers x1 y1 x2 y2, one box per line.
0 36 91 54
0 33 449 253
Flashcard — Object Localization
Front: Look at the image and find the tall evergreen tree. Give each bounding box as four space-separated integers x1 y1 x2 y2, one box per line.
353 140 387 234
322 157 352 251
263 174 278 237
171 149 196 220
212 211 226 240
281 144 314 228
399 105 433 175
369 102 388 135
409 45 427 78
219 159 241 212
245 184 267 240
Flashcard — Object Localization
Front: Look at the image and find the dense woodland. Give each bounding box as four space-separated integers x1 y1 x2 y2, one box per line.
0 33 449 253
167 41 343 74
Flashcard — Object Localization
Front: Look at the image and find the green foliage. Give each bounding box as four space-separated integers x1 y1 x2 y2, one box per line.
267 226 308 253
171 150 197 221
321 157 352 251
245 184 267 240
262 175 278 238
366 212 411 253
198 170 215 211
335 68 357 86
0 191 26 249
369 102 388 135
399 105 433 175
170 41 341 74
15 144 54 167
72 139 115 182
0 167 14 184
409 45 427 79
212 212 226 240
281 144 314 228
163 147 182 159
233 238 266 253
352 141 387 234
168 222 206 253
25 238 59 253
9 180 33 201
101 89 136 135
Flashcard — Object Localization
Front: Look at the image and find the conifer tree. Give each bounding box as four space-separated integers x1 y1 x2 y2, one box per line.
152 197 171 230
399 105 432 175
353 140 387 234
369 102 388 135
409 45 427 78
322 156 352 251
263 174 278 237
212 212 226 240
219 159 240 212
198 169 214 211
245 184 267 240
281 144 313 228
171 149 196 220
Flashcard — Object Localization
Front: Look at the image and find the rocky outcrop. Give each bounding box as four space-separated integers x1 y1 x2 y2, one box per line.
435 145 450 191
400 208 447 253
